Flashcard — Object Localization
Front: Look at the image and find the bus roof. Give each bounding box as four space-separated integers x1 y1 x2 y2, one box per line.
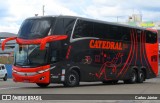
27 15 157 33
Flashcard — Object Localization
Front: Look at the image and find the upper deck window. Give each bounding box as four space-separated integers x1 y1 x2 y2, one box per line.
146 31 157 43
52 18 75 35
73 19 130 41
73 20 94 38
18 18 52 39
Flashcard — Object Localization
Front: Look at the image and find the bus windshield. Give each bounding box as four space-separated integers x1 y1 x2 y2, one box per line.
18 18 53 39
14 44 49 67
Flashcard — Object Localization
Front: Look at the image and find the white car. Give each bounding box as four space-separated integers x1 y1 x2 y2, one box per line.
0 64 7 81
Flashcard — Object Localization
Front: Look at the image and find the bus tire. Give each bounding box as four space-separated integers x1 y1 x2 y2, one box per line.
3 74 7 81
137 70 145 83
124 69 137 84
36 83 50 88
63 70 79 87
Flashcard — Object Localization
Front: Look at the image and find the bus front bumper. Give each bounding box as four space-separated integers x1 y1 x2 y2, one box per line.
12 71 50 83
12 65 51 83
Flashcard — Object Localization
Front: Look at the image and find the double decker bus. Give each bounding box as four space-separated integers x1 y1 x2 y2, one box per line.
2 16 158 87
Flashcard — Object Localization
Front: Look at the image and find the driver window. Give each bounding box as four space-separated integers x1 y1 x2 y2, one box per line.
51 50 61 63
51 50 57 62
50 41 62 63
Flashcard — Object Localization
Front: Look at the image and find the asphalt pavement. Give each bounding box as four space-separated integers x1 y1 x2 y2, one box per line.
0 68 160 103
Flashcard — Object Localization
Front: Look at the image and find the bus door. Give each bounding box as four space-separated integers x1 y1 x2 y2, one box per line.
49 41 66 83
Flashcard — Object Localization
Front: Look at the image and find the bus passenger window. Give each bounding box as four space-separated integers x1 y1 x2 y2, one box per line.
73 20 93 38
52 18 64 35
146 32 157 43
93 23 107 39
64 18 75 35
120 27 130 42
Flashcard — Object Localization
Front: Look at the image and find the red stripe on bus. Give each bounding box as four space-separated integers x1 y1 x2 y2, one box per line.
142 31 150 71
140 32 143 66
40 35 68 50
117 29 134 77
134 30 138 66
66 46 72 59
122 29 136 77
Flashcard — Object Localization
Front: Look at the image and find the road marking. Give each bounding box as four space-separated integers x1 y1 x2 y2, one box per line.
0 87 22 90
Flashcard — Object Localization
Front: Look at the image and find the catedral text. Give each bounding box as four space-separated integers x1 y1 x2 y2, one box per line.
89 40 122 50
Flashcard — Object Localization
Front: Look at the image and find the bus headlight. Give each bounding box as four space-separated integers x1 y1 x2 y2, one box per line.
12 69 17 73
37 70 45 74
37 68 50 74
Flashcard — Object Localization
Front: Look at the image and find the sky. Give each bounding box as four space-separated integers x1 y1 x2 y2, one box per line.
0 0 160 34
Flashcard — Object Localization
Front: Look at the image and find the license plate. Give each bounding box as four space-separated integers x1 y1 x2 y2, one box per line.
23 80 29 83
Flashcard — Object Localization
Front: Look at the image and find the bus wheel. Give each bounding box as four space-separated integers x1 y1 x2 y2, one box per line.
36 83 50 88
137 70 145 83
63 70 79 87
124 69 137 84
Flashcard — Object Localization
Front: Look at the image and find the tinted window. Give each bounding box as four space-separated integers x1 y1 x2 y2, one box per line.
64 18 75 35
50 41 63 63
2 66 5 70
73 20 131 41
121 27 130 41
146 31 157 43
18 18 52 39
14 44 49 67
94 24 130 41
108 26 122 40
52 18 64 34
93 22 108 38
73 20 93 38
52 18 75 35
107 25 128 41
50 50 59 63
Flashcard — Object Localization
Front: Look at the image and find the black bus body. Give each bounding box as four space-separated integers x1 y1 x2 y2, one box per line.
2 16 158 87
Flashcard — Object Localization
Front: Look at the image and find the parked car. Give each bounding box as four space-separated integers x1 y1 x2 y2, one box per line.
0 64 7 81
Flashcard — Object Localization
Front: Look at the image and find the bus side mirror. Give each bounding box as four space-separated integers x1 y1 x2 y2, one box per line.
1 37 17 51
40 35 68 50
